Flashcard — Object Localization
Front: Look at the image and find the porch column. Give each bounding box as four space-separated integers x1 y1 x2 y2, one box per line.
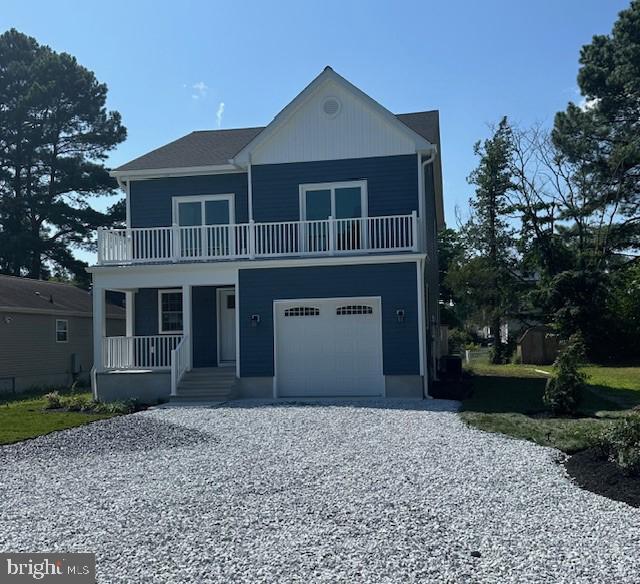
92 285 106 372
182 284 192 370
124 290 135 337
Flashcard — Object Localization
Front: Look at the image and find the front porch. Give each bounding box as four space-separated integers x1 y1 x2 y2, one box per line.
93 283 238 402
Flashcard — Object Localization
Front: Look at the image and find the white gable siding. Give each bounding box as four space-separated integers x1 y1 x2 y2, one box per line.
251 79 419 165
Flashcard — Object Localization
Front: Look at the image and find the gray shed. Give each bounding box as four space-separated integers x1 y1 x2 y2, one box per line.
516 326 560 365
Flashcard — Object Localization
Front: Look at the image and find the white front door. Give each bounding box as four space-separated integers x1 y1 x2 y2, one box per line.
218 289 236 365
275 297 384 397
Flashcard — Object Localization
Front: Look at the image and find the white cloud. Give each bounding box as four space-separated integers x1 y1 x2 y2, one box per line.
216 101 225 128
578 96 599 112
191 81 208 100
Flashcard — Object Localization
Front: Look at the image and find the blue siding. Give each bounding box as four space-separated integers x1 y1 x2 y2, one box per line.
251 155 418 222
135 286 219 367
238 262 419 377
192 286 218 368
129 173 249 228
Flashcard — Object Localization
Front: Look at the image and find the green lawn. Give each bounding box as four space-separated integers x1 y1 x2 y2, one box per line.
460 362 640 453
0 390 115 446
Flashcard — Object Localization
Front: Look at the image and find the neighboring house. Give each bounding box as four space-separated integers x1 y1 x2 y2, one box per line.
90 67 445 402
0 275 125 393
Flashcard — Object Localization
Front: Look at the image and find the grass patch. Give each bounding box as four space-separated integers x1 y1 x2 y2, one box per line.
460 363 640 453
0 390 118 446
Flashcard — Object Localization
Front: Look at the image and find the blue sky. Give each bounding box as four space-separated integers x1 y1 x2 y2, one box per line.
1 0 629 230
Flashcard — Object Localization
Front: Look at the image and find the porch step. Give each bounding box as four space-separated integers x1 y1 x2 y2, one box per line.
172 367 239 403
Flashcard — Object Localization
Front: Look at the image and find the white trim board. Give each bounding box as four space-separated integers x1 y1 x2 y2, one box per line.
111 164 243 181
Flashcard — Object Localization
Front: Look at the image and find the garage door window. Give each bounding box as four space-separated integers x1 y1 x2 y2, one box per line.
284 306 320 317
336 305 373 315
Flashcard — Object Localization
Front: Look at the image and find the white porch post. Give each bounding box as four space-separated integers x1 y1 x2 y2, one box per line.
125 290 135 368
125 290 135 337
92 285 106 372
182 284 192 370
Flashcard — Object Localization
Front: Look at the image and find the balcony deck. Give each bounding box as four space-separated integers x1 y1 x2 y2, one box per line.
97 213 419 266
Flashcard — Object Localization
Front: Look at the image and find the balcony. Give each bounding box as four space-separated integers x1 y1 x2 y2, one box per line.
96 212 419 266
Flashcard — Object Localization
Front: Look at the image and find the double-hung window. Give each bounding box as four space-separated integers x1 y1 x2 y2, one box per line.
159 290 183 334
55 319 68 343
300 181 367 251
172 194 235 258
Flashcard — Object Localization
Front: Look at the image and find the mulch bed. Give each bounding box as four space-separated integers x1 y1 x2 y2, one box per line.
564 448 640 508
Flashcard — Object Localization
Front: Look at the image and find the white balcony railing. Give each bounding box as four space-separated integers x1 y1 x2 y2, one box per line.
103 335 183 370
97 212 419 265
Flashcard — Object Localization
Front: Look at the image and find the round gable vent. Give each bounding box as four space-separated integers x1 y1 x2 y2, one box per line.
322 97 341 118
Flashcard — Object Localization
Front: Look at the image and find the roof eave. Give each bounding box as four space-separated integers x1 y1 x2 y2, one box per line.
110 163 242 181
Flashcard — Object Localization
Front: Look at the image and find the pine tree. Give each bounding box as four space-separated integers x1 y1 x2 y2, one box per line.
552 0 640 264
464 117 517 363
0 29 126 281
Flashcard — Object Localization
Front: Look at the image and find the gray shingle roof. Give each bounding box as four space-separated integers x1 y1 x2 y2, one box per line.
0 275 124 318
114 112 440 172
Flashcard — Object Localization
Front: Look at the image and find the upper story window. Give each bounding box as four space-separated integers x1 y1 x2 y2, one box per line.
173 194 235 227
300 181 367 251
172 194 235 257
300 180 367 222
55 319 68 343
159 289 183 334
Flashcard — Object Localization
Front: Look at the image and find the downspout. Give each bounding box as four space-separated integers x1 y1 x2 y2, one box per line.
418 146 437 398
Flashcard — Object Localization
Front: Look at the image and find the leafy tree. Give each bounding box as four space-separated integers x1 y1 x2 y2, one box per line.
503 3 640 361
0 29 126 281
437 228 469 328
462 117 518 363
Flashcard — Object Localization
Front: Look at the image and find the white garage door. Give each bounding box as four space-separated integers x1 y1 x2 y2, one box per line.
275 297 384 397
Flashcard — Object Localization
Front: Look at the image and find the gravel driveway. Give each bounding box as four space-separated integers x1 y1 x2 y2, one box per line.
1 400 639 583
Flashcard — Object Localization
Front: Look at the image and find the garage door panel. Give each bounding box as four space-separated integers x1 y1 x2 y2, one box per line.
276 298 384 397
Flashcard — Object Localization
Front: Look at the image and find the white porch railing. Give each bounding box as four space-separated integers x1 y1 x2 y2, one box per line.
170 335 190 396
97 212 418 265
103 335 183 370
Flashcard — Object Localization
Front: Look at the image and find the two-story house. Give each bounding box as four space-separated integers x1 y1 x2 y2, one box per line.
89 67 444 403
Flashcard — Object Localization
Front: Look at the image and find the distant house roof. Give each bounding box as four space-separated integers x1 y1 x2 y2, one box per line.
0 275 124 318
114 111 441 172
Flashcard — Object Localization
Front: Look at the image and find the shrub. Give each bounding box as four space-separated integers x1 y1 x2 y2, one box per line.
448 328 474 355
490 337 517 364
63 394 93 412
92 400 137 415
543 334 587 415
43 391 62 409
599 415 640 476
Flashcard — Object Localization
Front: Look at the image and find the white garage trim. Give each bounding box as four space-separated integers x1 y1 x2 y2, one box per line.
273 296 384 398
